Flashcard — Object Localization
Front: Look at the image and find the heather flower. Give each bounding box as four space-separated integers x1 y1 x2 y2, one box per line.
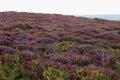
0 46 16 54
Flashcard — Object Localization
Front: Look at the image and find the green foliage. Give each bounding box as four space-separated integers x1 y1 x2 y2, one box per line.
74 69 87 79
42 66 67 80
74 69 111 80
94 74 111 80
0 54 29 80
94 18 104 23
0 64 19 80
81 44 104 52
115 59 120 75
109 48 120 53
54 41 76 52
0 53 67 80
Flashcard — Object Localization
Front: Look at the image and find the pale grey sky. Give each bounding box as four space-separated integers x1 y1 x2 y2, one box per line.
0 0 120 15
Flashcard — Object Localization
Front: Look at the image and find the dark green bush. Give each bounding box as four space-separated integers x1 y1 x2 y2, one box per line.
94 18 104 23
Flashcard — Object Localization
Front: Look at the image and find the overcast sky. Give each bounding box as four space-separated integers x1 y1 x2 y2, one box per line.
0 0 120 15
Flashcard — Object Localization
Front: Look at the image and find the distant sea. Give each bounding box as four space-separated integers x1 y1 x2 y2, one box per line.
79 15 120 21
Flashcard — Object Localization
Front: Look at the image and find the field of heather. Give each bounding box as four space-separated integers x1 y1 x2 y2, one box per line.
0 12 120 80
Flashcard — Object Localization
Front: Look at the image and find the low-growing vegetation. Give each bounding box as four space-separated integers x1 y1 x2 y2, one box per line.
54 41 76 52
94 18 104 23
73 69 111 80
0 53 67 80
0 12 120 80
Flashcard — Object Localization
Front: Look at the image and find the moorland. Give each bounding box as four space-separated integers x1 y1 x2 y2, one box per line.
0 12 120 80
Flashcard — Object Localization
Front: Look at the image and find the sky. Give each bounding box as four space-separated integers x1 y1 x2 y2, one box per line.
0 0 120 15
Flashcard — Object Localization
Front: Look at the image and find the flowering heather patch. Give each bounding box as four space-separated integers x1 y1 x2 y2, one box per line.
0 12 120 80
97 32 120 42
37 37 55 44
0 46 16 54
92 49 112 67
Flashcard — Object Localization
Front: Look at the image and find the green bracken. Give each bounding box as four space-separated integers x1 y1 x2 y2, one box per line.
0 53 67 80
42 66 67 80
54 41 76 52
74 68 111 80
115 59 120 75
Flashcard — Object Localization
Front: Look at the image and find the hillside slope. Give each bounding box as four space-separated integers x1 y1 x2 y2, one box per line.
0 12 120 80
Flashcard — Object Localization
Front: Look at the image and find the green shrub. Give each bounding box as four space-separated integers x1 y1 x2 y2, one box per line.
81 44 104 52
42 66 67 80
0 64 19 80
109 48 120 53
115 59 120 75
0 53 68 80
0 54 29 80
73 69 111 80
94 18 104 23
94 74 111 80
54 41 76 52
